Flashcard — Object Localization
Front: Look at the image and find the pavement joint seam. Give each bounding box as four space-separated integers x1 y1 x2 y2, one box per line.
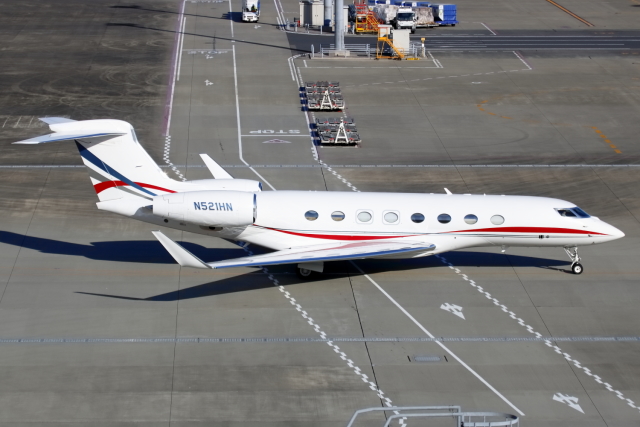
344 67 530 88
435 254 640 413
238 242 405 423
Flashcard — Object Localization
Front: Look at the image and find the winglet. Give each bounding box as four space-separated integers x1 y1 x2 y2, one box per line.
152 231 211 269
39 117 76 125
200 154 233 179
444 188 452 195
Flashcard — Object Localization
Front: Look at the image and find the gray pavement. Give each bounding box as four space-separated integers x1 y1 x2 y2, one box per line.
0 0 639 426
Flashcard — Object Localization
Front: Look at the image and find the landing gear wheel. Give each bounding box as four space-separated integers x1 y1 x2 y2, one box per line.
564 247 583 275
571 263 583 275
296 267 315 280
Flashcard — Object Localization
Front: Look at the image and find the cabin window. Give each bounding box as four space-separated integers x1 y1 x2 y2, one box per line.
331 211 345 221
357 210 373 224
491 215 504 225
437 214 451 224
411 213 425 223
383 211 399 224
464 214 478 224
305 210 319 221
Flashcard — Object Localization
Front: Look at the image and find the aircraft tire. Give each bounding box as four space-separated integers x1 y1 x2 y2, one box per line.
297 267 316 280
571 263 583 275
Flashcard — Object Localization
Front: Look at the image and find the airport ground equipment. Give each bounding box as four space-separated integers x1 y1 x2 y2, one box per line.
391 6 416 32
242 0 260 22
414 6 436 27
376 28 418 59
347 406 519 427
431 3 457 25
354 0 382 33
305 81 345 110
315 116 361 144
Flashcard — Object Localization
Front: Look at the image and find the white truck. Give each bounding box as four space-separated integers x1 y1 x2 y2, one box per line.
242 0 260 22
391 6 416 34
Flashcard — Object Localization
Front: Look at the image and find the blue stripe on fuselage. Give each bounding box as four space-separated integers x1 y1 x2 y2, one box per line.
75 141 157 197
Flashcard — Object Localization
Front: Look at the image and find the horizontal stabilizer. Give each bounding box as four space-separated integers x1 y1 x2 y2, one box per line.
152 231 211 269
39 117 77 125
200 154 233 179
13 131 125 145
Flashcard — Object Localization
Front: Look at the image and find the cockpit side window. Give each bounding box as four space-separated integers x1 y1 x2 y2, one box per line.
555 208 590 218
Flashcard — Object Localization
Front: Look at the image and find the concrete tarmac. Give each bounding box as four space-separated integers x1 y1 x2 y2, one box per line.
0 0 639 426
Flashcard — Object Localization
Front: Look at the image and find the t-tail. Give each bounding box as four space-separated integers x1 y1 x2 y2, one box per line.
14 118 262 206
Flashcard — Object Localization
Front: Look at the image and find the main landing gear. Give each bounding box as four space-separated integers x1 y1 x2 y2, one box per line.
564 246 583 275
296 267 315 279
296 262 324 280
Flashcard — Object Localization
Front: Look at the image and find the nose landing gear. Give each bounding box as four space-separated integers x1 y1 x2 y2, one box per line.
564 247 583 275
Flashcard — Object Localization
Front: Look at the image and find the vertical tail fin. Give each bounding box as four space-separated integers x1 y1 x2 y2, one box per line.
14 118 177 201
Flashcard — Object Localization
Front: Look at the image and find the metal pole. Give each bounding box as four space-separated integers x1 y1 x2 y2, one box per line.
324 0 332 27
334 0 344 51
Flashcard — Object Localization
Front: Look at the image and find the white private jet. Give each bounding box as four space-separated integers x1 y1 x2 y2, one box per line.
16 118 624 277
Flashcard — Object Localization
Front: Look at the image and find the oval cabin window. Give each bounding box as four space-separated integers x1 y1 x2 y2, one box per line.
305 210 319 221
464 214 478 224
384 212 399 223
331 211 345 221
437 214 451 224
411 213 425 223
490 215 505 225
357 211 372 223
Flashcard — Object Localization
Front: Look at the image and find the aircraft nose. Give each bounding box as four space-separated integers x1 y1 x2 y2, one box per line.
603 222 625 240
612 226 625 239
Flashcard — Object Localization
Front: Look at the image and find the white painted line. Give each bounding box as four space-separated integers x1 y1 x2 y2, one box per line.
1 117 8 128
13 116 21 128
480 22 497 35
228 0 234 38
165 0 186 136
176 16 186 81
232 45 276 191
513 51 532 70
436 254 640 415
304 60 307 68
287 57 296 81
351 262 526 417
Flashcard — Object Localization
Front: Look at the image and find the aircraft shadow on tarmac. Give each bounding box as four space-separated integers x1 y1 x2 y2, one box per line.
0 231 570 301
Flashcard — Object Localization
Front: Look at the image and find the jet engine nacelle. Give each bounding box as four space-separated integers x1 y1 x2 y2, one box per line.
152 190 256 227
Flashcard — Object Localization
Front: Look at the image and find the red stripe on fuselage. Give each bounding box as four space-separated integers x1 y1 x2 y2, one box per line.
93 181 176 194
262 227 417 240
444 226 606 236
259 226 606 241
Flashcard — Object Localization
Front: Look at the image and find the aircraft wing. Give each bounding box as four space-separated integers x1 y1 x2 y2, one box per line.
152 231 435 270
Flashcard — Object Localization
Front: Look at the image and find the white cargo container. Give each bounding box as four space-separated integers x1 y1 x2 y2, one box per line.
374 4 398 24
242 0 260 22
414 6 435 27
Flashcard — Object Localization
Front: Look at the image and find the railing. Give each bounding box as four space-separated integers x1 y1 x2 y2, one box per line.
314 44 372 58
347 406 520 427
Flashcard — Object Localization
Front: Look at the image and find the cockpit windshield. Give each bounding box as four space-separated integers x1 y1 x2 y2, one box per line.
555 207 590 218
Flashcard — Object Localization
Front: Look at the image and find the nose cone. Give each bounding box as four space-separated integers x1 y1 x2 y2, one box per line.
600 221 625 242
